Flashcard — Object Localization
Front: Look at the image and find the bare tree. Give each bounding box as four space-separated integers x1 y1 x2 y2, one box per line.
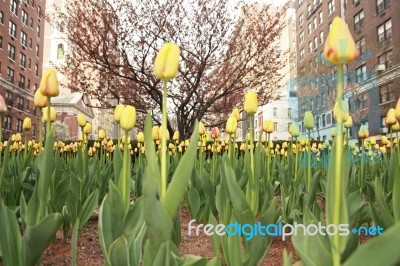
52 0 286 138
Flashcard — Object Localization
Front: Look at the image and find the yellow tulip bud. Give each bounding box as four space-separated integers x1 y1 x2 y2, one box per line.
98 129 106 139
84 123 92 134
154 43 180 81
370 137 376 146
393 122 400 132
379 146 387 154
199 122 205 135
0 95 8 113
137 132 144 143
34 89 48 108
263 119 274 133
15 133 22 142
381 136 388 145
119 105 137 131
159 125 170 140
42 107 56 122
114 104 125 123
323 17 359 64
232 108 240 121
39 69 59 97
358 125 369 139
344 116 353 128
304 111 315 129
244 92 258 115
184 139 190 147
152 126 160 140
333 100 349 123
385 108 397 126
23 117 32 131
226 116 238 134
395 98 400 121
77 113 86 127
173 131 179 141
289 123 300 137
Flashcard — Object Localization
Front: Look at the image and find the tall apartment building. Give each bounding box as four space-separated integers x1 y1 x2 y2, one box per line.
295 0 400 141
0 0 45 140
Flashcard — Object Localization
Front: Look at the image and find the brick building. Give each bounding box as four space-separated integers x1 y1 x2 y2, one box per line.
0 0 45 140
295 0 400 140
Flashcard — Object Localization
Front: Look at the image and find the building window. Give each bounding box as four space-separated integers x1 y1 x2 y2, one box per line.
30 18 33 28
301 102 306 113
57 43 65 59
0 36 2 49
299 13 304 25
9 21 17 38
354 10 364 30
273 107 277 117
356 64 367 82
315 96 320 108
274 122 278 131
379 83 395 104
17 97 24 109
0 11 3 24
21 31 27 47
7 67 15 83
37 25 40 38
310 99 315 110
322 93 327 106
316 116 320 128
299 31 304 43
38 5 42 19
6 91 13 106
22 10 28 25
36 45 39 57
319 31 324 45
322 114 326 127
27 79 30 90
18 75 25 89
309 41 312 53
8 43 16 60
4 116 12 130
20 52 26 68
378 50 392 69
378 19 392 43
35 64 38 76
29 38 33 49
300 49 305 61
377 0 391 14
356 37 365 55
16 119 23 132
10 0 18 15
319 11 323 24
314 36 318 50
328 0 335 15
308 22 312 35
313 17 317 30
28 58 31 69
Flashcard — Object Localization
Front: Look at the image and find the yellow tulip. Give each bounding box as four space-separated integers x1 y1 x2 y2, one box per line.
23 117 32 131
42 107 56 122
304 111 315 130
289 123 300 137
39 69 59 97
393 122 400 132
34 89 48 108
381 136 388 145
379 146 387 154
173 131 179 141
226 116 238 134
152 126 160 140
370 137 376 146
84 123 92 134
77 113 86 127
154 43 180 81
15 133 22 142
98 129 106 139
119 105 137 131
358 125 369 139
159 125 170 140
232 108 240 121
344 116 353 128
333 100 349 123
395 98 400 121
244 92 258 115
323 17 359 64
114 104 125 123
262 119 274 133
199 122 205 135
385 108 397 126
137 132 144 143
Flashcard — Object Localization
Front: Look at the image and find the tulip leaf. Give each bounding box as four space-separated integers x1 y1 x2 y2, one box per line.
37 132 55 204
109 236 130 266
343 223 400 266
24 213 63 266
164 120 199 217
78 189 99 229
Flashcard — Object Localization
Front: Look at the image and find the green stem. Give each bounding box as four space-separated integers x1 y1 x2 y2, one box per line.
248 115 257 214
294 137 298 183
332 63 344 266
46 97 51 136
161 81 168 200
39 109 42 147
267 133 271 181
307 129 311 192
0 113 2 143
24 133 28 161
120 130 130 209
